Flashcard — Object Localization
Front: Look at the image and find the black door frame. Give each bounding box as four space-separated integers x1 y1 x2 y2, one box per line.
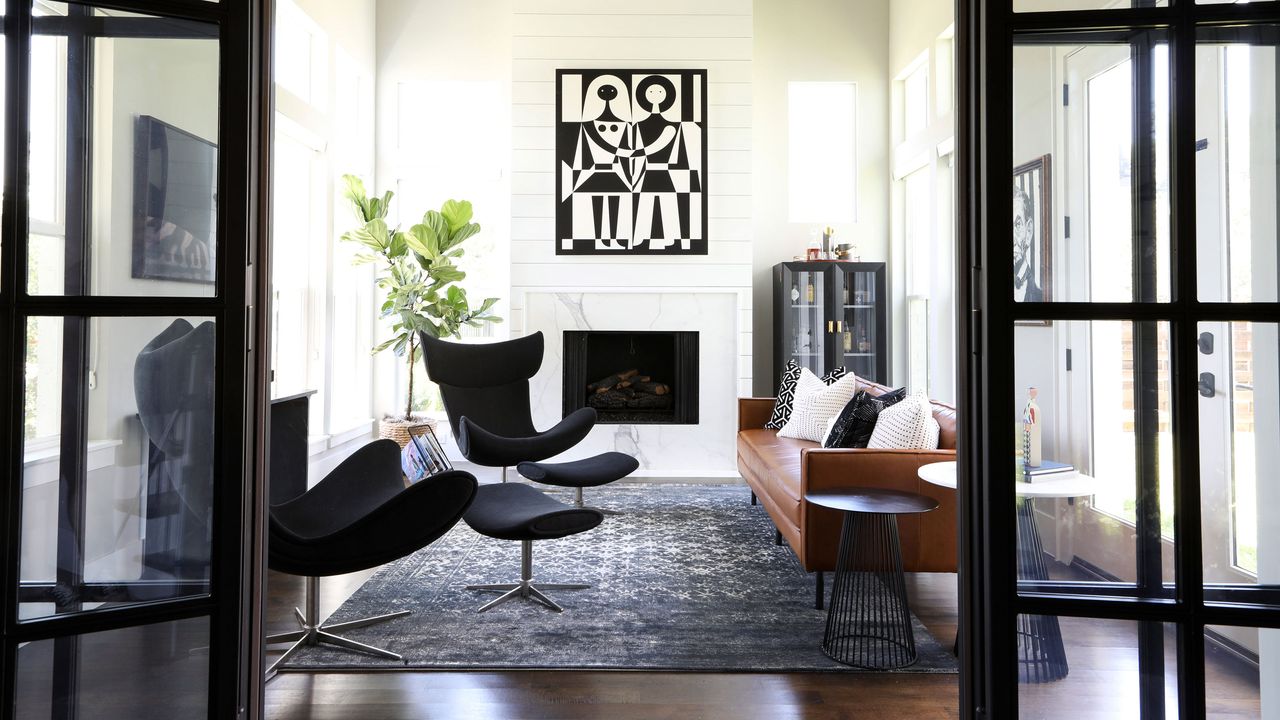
959 0 1280 717
0 0 270 717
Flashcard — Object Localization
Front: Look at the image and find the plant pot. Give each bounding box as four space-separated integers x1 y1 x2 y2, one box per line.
379 415 438 449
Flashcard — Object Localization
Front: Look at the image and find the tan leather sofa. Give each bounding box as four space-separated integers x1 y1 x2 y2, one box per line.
736 380 958 607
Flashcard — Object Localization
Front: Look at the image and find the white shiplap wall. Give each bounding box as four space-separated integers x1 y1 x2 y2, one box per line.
509 0 753 397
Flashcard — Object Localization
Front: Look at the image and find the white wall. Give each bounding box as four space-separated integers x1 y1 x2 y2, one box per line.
508 0 753 379
751 0 890 395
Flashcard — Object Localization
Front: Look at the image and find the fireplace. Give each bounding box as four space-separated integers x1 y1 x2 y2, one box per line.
563 331 699 425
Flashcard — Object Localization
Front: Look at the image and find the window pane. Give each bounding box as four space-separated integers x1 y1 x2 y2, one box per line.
1013 39 1170 303
1196 32 1279 303
788 82 856 224
1204 626 1270 716
21 317 216 620
1200 322 1278 590
1013 320 1174 593
13 617 209 719
28 3 220 297
1017 616 1176 717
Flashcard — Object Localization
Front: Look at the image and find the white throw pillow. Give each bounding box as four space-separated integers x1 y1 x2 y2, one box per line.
867 392 940 450
778 370 860 443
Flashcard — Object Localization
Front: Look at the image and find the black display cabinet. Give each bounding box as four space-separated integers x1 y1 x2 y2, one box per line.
772 262 888 388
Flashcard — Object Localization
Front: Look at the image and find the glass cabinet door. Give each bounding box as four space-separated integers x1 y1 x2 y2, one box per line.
837 265 885 383
778 264 830 382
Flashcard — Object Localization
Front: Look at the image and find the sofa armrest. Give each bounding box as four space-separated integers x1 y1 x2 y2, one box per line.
738 397 776 432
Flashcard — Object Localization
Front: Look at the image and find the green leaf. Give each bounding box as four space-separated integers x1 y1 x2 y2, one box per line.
372 337 398 354
405 222 441 258
341 174 366 207
348 218 390 251
440 199 473 233
444 222 481 251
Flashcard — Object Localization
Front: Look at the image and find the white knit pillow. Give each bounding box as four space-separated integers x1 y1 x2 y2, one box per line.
777 370 860 443
867 392 940 450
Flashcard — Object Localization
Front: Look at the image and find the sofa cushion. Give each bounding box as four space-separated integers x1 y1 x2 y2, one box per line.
778 370 859 442
765 361 848 429
824 387 907 448
868 393 941 450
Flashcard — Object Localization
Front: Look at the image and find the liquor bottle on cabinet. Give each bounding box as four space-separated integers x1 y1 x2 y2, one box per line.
772 261 888 389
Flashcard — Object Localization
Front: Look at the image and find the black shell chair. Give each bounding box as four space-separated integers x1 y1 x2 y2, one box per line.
419 331 596 478
266 439 477 674
134 319 217 579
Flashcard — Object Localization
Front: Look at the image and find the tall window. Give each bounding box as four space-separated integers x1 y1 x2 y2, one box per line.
270 0 375 442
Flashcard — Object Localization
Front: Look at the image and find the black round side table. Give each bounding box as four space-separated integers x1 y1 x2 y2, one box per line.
805 487 939 669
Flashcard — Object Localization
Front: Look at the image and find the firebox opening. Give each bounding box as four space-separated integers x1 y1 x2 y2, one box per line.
563 331 699 425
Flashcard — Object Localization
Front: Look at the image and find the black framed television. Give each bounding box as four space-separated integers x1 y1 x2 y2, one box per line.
132 115 218 284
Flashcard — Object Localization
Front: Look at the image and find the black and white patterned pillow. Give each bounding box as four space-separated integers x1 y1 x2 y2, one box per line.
867 392 940 450
823 387 907 448
765 361 849 429
778 371 860 442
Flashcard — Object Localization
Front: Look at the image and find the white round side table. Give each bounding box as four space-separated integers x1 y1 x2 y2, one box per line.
917 460 1100 683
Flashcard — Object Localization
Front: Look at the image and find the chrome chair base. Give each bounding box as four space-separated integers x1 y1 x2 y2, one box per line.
265 576 408 678
572 487 623 516
465 540 591 613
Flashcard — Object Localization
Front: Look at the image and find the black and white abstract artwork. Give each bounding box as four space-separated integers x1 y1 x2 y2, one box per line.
556 69 708 255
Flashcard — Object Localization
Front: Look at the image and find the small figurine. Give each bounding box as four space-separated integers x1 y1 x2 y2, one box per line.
1021 387 1042 468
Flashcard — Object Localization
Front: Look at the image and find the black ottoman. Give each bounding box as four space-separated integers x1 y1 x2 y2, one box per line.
462 483 604 613
517 451 638 514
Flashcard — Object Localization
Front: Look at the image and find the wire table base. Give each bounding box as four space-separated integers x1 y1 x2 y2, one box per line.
821 512 918 669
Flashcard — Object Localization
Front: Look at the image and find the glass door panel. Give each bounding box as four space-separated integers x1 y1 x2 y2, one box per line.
838 266 883 382
779 264 828 380
19 316 216 621
13 618 210 719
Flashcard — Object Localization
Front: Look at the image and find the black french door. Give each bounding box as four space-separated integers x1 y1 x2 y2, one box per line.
961 0 1280 717
0 0 269 718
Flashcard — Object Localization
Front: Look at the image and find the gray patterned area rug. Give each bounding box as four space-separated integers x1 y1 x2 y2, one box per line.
282 484 957 673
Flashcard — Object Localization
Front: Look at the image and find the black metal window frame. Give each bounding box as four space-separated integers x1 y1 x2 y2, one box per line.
0 0 269 718
959 0 1280 718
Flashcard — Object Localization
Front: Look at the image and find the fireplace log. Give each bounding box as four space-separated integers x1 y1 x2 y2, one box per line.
587 389 674 411
588 369 639 394
630 381 669 396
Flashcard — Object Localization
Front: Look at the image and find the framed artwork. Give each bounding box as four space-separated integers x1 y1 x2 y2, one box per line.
556 69 708 255
1013 154 1051 322
401 426 453 484
132 115 218 284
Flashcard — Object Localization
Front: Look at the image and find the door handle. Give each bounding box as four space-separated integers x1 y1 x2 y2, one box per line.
1198 332 1214 355
1199 372 1216 398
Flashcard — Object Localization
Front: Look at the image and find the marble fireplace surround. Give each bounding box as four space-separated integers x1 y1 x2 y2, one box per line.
520 289 750 478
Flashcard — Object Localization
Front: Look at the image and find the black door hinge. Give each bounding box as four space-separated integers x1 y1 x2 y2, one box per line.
1066 348 1072 371
1062 83 1069 106
1064 216 1071 239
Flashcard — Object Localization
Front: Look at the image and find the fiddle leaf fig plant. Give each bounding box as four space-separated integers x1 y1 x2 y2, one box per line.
340 175 502 421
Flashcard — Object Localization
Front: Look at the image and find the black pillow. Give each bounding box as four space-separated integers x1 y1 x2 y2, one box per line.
824 387 908 448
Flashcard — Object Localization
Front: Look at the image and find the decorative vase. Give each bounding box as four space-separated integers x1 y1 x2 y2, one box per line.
379 415 438 449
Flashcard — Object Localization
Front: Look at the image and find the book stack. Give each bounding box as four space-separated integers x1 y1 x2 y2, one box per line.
1022 460 1075 483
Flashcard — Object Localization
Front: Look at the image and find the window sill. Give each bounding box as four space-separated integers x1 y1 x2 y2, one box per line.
23 439 123 489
